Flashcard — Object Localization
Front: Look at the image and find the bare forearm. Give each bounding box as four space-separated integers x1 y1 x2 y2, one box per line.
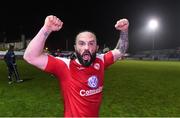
113 31 128 61
112 18 129 61
115 31 128 54
23 15 63 70
24 26 51 61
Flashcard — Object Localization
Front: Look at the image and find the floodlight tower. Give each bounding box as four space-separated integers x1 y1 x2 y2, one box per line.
148 19 158 51
148 19 158 59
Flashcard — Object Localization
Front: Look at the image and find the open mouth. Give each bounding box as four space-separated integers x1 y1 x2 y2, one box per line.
75 50 96 67
82 53 91 61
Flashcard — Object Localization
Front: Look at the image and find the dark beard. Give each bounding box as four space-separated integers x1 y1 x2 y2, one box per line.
75 50 96 67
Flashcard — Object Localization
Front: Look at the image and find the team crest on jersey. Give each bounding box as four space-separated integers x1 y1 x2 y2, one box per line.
94 63 100 70
88 75 98 88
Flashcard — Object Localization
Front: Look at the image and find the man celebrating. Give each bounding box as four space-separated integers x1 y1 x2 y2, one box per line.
23 15 129 117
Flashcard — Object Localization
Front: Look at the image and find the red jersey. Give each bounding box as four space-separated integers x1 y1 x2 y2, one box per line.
45 51 114 117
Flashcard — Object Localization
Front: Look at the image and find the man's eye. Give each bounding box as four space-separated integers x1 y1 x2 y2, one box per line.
79 42 85 45
89 42 95 46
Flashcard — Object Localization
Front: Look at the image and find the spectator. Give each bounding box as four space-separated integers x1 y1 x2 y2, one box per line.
4 45 23 84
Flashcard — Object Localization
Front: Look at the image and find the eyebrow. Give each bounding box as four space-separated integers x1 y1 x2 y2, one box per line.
78 40 96 43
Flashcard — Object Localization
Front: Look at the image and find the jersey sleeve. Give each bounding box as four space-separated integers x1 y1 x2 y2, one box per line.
44 55 68 76
104 51 115 69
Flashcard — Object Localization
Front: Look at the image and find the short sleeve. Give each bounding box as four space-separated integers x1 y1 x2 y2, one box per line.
104 51 114 69
44 55 68 76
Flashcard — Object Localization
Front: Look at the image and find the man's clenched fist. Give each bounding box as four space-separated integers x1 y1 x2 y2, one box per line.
44 15 63 32
115 18 129 32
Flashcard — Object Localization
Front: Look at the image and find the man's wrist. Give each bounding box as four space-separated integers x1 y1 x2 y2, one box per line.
41 26 51 37
120 30 128 35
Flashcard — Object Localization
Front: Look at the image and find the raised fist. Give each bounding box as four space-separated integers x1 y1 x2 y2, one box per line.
115 18 129 32
44 15 63 32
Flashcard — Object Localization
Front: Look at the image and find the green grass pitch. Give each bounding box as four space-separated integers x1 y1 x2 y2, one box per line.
1 59 180 117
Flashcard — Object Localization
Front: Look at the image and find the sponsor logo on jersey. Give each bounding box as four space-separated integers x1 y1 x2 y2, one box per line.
88 75 98 88
80 86 103 96
94 63 100 70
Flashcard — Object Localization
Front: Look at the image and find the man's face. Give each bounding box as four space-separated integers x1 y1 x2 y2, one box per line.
74 31 98 66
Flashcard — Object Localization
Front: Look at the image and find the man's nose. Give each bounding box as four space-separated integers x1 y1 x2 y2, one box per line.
84 44 89 50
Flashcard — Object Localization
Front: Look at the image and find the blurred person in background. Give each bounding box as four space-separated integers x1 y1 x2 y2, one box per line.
4 45 23 84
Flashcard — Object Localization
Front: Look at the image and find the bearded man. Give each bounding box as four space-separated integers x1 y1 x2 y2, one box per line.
23 15 129 117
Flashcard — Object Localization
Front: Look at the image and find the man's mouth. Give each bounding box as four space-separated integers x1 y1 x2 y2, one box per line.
75 50 96 67
82 53 91 61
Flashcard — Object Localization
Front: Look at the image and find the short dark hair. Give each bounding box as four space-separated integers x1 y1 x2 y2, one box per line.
75 30 98 44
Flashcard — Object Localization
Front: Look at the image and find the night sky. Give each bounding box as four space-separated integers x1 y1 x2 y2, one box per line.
0 0 180 53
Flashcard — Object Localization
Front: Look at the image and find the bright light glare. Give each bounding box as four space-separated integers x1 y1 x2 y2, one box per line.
148 19 158 30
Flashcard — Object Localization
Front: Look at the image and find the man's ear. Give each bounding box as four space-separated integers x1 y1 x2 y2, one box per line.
96 45 99 52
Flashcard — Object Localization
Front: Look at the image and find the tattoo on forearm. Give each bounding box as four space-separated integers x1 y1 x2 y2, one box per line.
115 31 128 54
41 28 50 39
43 31 49 38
